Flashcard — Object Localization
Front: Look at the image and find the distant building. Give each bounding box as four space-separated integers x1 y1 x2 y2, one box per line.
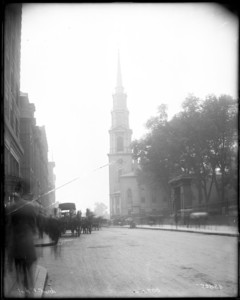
33 125 50 210
19 92 54 213
19 92 36 197
108 54 168 222
4 4 24 204
48 161 56 215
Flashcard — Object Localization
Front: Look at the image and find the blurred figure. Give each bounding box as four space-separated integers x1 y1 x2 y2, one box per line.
36 212 46 239
45 215 61 243
6 191 37 297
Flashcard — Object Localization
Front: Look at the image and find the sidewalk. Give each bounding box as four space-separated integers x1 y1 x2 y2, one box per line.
34 232 56 247
4 233 53 298
120 224 239 237
4 264 48 298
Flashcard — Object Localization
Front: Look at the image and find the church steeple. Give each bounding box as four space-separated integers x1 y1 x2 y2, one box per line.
115 50 124 93
108 52 134 219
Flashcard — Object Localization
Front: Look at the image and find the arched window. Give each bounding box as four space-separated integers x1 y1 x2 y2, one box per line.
127 188 132 205
116 136 124 152
118 169 122 182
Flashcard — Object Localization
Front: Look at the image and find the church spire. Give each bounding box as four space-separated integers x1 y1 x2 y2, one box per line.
115 50 124 93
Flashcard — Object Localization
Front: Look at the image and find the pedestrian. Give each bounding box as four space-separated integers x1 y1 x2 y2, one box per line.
6 190 37 297
46 215 61 243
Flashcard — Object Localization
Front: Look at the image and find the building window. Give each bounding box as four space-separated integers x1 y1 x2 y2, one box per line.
118 169 122 182
10 108 14 129
10 154 19 177
16 85 19 106
116 136 123 152
127 188 132 205
11 70 14 94
15 117 19 137
141 196 146 203
116 112 123 125
116 196 120 207
152 195 157 203
5 97 9 120
4 146 10 175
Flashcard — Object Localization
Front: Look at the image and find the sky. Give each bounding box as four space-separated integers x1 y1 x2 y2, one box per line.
20 3 238 214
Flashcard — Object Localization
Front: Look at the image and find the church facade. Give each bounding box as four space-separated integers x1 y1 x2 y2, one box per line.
108 55 170 222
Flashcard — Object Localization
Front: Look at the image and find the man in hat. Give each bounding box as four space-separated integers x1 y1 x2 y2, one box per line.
6 189 37 296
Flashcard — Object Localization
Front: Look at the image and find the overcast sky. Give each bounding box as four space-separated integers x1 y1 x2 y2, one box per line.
20 3 238 213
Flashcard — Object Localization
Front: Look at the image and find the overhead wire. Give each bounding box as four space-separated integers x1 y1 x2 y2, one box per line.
6 159 121 215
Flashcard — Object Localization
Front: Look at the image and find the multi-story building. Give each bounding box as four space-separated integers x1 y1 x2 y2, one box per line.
3 4 55 213
33 125 50 210
19 92 36 197
19 92 54 213
48 161 56 215
4 4 24 205
108 54 168 222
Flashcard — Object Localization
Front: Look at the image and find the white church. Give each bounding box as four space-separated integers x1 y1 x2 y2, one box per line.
108 55 170 222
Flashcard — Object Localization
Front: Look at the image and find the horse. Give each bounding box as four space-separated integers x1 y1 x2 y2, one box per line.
69 213 82 237
81 217 92 234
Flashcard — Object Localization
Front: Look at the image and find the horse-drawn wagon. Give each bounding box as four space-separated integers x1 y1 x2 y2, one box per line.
58 202 81 237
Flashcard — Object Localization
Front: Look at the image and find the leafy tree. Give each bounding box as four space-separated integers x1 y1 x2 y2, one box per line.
172 95 209 204
93 202 108 217
132 104 177 198
132 94 237 212
86 208 94 218
200 94 238 209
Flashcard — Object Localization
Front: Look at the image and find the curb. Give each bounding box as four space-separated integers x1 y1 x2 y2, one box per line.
135 226 239 237
35 240 57 247
32 265 48 297
114 225 239 237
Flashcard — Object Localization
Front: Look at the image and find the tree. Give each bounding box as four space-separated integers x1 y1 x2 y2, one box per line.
93 202 108 217
132 104 179 198
172 95 208 205
132 94 237 212
86 208 94 218
200 94 238 210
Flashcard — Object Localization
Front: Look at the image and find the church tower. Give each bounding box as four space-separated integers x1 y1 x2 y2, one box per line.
108 52 133 218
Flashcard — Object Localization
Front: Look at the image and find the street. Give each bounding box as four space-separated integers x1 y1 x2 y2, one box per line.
36 227 238 298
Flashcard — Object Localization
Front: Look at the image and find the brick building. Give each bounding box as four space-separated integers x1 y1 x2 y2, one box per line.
48 161 56 215
19 92 54 211
19 92 36 196
3 4 55 213
4 4 24 204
